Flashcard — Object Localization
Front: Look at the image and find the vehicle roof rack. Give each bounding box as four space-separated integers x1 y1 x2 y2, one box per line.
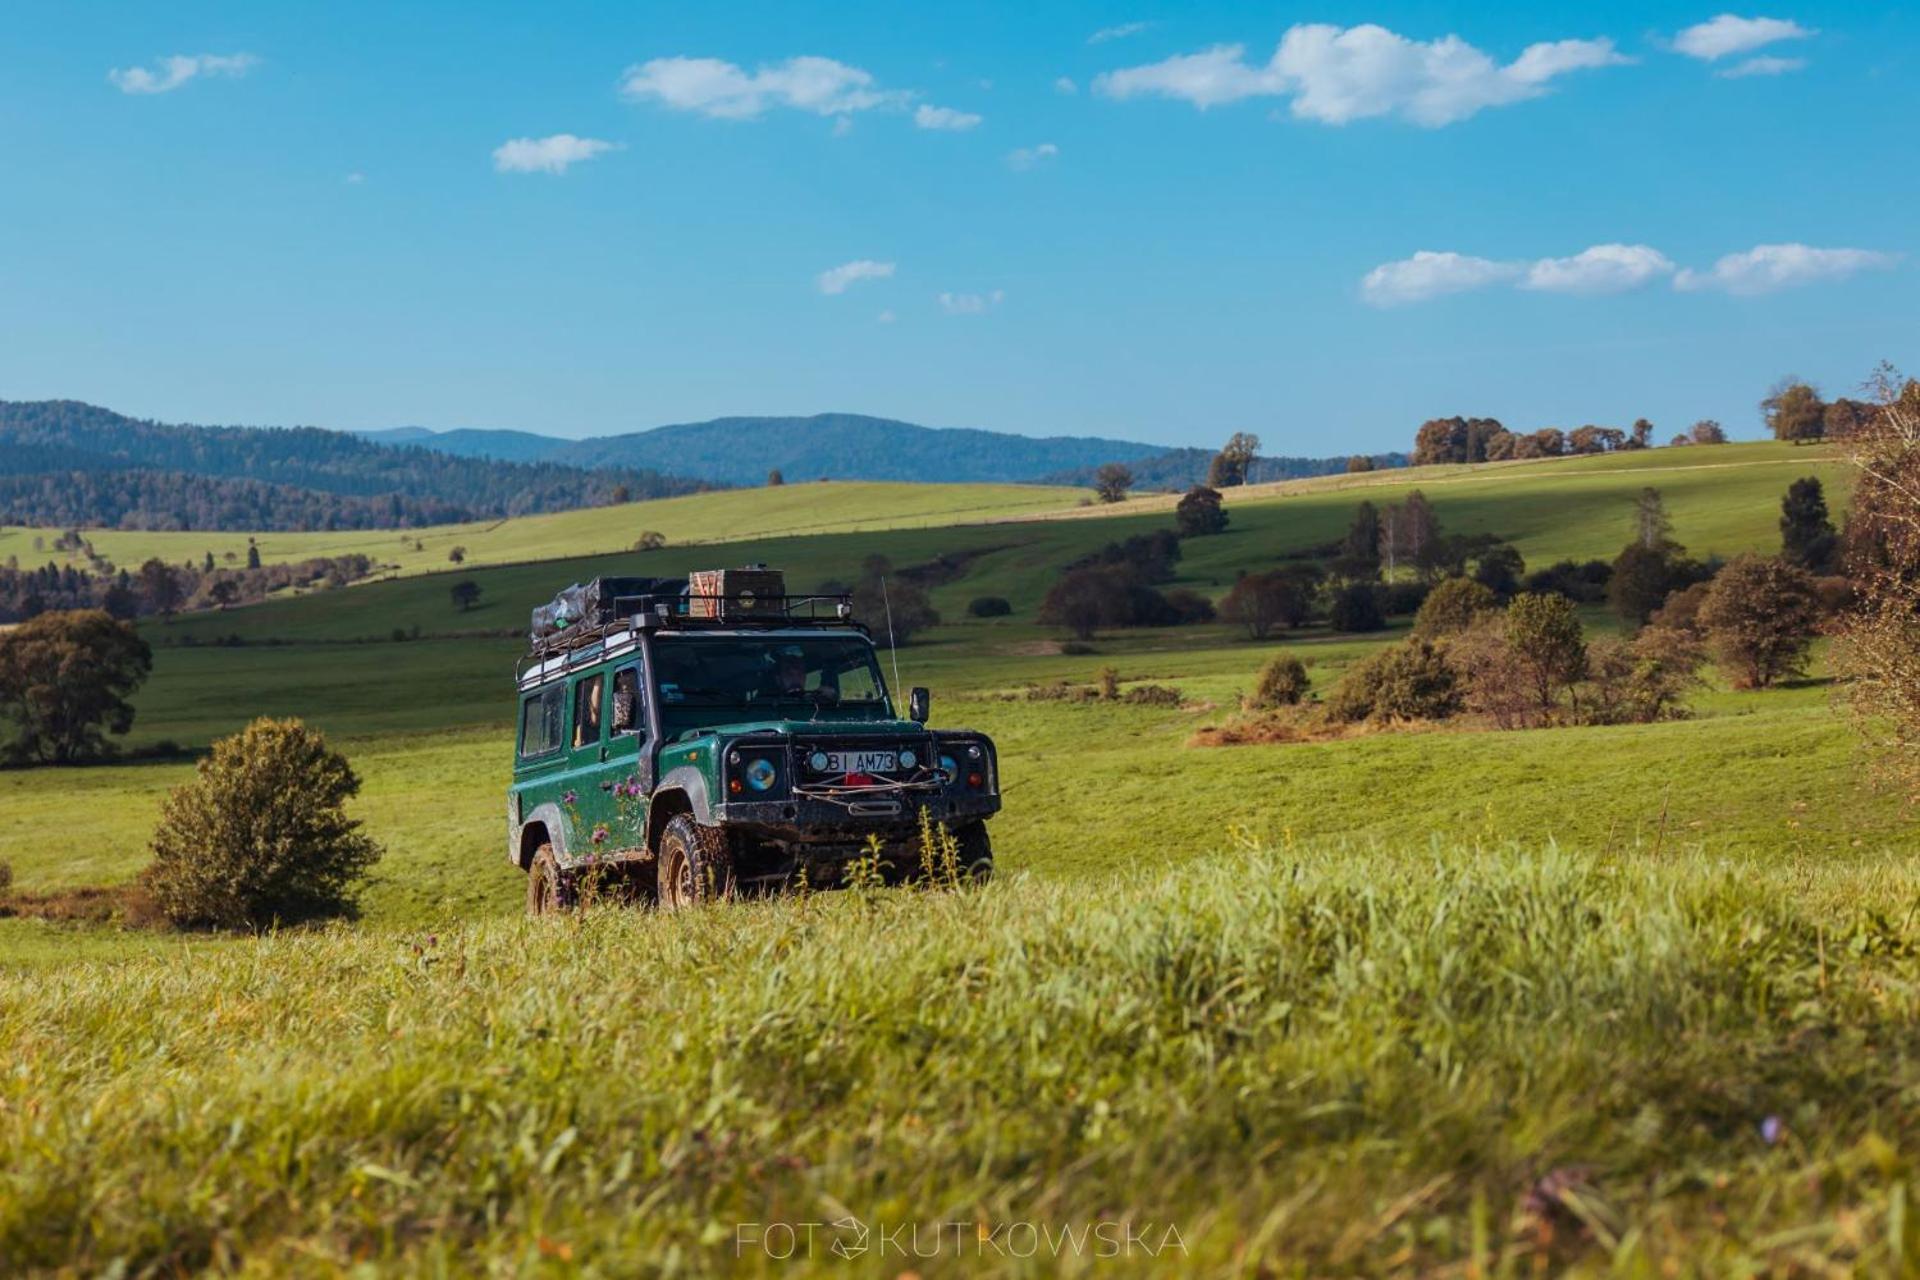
515 592 866 684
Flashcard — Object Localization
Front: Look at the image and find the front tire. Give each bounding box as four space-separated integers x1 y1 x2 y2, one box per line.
526 844 574 916
658 815 736 909
956 822 994 884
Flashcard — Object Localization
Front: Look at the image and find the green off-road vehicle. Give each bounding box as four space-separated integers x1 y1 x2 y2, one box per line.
507 567 1000 912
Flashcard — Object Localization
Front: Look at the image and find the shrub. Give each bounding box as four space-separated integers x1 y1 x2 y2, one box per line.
1581 627 1705 726
1412 577 1498 639
1059 641 1096 656
1471 544 1526 598
1096 666 1120 700
966 596 1012 618
1160 588 1217 625
1250 656 1309 709
1609 543 1679 628
1382 580 1431 616
1698 554 1820 688
1505 593 1587 714
1174 485 1228 537
0 859 11 896
1327 582 1386 633
1524 558 1613 604
143 718 383 929
1221 570 1314 638
1325 640 1461 723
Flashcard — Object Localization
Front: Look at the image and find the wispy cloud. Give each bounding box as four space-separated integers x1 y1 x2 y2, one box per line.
1095 23 1628 126
1089 21 1153 45
817 260 896 295
1674 244 1898 295
1007 142 1059 170
109 52 257 95
619 55 907 119
938 290 1004 314
1671 14 1814 60
1362 252 1524 306
1522 244 1675 295
1054 76 1079 95
492 134 619 174
1717 54 1806 77
344 172 366 185
914 104 983 131
1365 240 1897 304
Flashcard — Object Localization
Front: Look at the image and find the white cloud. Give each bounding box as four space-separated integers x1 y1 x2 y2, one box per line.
1007 142 1059 170
1054 76 1079 94
1671 14 1813 60
1523 244 1675 294
1362 251 1523 306
816 259 896 295
1718 54 1806 77
492 134 619 175
109 53 257 95
1089 22 1152 45
344 172 366 185
619 55 906 119
914 104 983 131
877 309 897 324
1674 243 1899 295
1094 23 1629 126
938 290 1004 314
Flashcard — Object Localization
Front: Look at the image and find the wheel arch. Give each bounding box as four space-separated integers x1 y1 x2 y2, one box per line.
515 803 570 870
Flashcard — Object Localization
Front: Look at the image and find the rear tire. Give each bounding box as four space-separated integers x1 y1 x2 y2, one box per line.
658 815 736 909
956 822 994 884
526 844 573 916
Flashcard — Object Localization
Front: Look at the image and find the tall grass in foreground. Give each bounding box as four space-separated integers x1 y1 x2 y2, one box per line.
3 840 1918 1276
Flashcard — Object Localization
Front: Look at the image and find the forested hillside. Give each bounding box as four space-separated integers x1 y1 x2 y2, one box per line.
0 401 708 531
369 413 1174 484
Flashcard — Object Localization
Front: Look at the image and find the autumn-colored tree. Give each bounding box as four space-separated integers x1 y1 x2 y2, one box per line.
138 558 183 619
1249 655 1310 709
1221 570 1315 639
1834 364 1920 796
0 610 153 764
1206 433 1260 487
1762 378 1827 443
447 546 467 565
1698 554 1820 688
1689 419 1728 445
1345 455 1375 474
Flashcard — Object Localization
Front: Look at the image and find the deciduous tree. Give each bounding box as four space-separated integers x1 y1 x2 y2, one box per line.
0 609 152 764
1698 554 1819 688
1174 486 1228 538
1094 462 1134 504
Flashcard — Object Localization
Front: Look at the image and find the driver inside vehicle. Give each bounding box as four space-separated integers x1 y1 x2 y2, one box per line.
759 643 838 704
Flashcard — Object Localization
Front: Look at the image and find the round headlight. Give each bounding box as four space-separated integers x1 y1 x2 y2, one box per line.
900 749 918 769
939 754 959 782
745 758 777 791
808 751 829 772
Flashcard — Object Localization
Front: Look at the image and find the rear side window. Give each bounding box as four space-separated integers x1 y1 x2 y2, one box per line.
519 685 564 758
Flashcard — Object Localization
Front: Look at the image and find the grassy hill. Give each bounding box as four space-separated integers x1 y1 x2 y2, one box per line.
0 480 1090 581
2 437 1905 1275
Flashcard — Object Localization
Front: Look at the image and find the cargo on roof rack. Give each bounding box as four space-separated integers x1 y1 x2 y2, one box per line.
523 566 861 664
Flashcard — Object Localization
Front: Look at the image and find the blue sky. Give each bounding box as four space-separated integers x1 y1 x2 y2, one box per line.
0 2 1912 453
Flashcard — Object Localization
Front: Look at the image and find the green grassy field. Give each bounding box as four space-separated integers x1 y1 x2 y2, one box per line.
0 479 1089 577
2 440 1910 1275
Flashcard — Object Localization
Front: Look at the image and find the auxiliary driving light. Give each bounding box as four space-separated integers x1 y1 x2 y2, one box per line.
745 757 778 792
900 749 918 769
808 750 829 772
939 754 959 782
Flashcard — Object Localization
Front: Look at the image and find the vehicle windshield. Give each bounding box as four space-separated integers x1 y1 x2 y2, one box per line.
651 634 893 730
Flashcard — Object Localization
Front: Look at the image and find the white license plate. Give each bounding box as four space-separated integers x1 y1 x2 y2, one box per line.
825 750 897 774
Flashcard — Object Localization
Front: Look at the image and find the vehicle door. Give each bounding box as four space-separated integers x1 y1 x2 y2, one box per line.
511 680 568 857
604 661 651 852
563 669 618 854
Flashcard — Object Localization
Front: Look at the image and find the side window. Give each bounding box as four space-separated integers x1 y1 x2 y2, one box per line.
572 674 605 749
612 665 644 735
519 685 564 758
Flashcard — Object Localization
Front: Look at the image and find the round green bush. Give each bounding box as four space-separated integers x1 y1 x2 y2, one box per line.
967 596 1013 618
143 717 382 929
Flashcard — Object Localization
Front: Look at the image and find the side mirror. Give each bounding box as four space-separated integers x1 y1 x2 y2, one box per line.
908 687 930 723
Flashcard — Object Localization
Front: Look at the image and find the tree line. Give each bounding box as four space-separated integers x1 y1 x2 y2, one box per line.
0 399 709 531
0 549 376 624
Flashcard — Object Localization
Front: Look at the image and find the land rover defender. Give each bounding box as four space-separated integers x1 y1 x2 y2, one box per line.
507 567 1000 912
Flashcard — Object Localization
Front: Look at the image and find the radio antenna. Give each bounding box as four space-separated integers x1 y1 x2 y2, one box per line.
880 576 904 701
